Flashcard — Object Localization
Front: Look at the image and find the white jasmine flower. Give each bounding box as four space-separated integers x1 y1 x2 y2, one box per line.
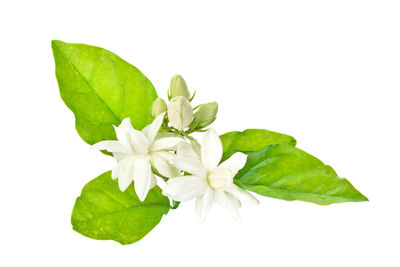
93 112 182 201
167 96 193 131
163 129 259 221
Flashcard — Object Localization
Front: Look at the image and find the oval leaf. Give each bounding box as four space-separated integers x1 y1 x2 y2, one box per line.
235 144 368 205
52 40 158 144
71 171 170 245
220 129 296 160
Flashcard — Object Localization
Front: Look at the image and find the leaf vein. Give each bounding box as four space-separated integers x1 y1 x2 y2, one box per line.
53 42 121 122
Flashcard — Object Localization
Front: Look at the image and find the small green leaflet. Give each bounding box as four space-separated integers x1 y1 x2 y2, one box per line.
220 129 297 161
71 171 170 245
234 144 368 205
51 40 158 145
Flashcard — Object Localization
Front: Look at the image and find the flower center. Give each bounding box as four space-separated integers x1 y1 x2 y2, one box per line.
206 168 233 190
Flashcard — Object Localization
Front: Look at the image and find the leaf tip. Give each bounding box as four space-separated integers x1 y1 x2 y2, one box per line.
51 39 61 49
359 193 369 202
51 40 69 54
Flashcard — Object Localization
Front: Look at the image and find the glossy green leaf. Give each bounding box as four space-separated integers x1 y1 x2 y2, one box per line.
220 129 296 160
71 171 170 245
52 40 158 145
235 144 368 205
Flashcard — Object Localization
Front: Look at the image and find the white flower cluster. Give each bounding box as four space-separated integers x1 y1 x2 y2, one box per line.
93 75 258 221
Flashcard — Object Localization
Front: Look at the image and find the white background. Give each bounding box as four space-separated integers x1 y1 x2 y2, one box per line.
1 1 399 266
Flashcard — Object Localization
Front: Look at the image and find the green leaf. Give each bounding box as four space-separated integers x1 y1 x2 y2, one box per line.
235 144 368 205
71 171 170 245
52 40 158 145
220 129 296 160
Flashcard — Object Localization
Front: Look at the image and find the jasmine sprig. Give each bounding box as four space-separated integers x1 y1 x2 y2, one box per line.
52 40 368 245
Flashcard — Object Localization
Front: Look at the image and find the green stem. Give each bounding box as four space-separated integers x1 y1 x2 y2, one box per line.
181 131 195 140
189 91 196 102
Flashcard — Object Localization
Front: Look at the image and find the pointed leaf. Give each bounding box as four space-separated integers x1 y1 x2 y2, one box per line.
235 144 368 205
71 171 170 245
52 40 157 144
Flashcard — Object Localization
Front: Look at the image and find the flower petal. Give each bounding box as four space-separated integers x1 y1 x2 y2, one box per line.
151 153 180 178
214 191 241 222
226 192 242 209
226 184 259 205
112 152 129 161
153 151 177 162
201 128 223 170
132 156 153 201
115 118 149 154
219 152 248 174
177 142 201 162
163 176 207 201
195 188 214 222
128 129 150 154
117 157 135 192
173 158 207 177
118 117 134 130
150 174 157 189
143 112 165 144
114 118 135 153
190 139 201 156
111 163 121 179
92 140 129 154
174 142 206 176
151 137 183 152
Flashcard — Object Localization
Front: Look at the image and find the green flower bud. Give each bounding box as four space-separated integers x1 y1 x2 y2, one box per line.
192 102 218 129
169 74 190 99
151 98 167 118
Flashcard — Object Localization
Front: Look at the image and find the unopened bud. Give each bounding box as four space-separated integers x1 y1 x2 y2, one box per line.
170 75 190 99
168 96 193 131
192 102 218 129
151 98 167 118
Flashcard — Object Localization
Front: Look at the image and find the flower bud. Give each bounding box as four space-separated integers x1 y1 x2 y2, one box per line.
151 98 167 118
192 102 218 129
168 96 193 131
170 75 190 99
